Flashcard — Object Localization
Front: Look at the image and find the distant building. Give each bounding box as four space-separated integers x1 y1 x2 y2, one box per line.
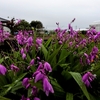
0 17 11 32
75 28 89 31
89 21 100 32
0 17 9 22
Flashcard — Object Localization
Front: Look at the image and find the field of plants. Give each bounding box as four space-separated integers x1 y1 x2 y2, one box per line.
0 19 100 100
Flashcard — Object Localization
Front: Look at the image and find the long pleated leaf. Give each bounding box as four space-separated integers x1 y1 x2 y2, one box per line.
41 44 48 59
66 92 73 100
69 72 90 100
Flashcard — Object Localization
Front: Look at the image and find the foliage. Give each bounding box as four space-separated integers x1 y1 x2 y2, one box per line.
30 20 43 30
0 19 100 100
15 19 31 31
3 18 31 35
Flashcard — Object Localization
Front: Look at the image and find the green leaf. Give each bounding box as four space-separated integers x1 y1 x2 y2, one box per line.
27 88 32 97
41 44 48 59
50 77 65 93
57 49 70 65
13 51 20 58
13 73 27 84
1 73 27 96
29 80 42 90
31 45 36 58
0 75 7 86
49 77 65 97
60 64 70 70
89 93 97 100
26 53 31 62
11 82 23 93
66 92 73 100
0 58 4 63
69 72 90 100
0 96 11 100
48 45 62 64
45 37 52 48
58 48 69 62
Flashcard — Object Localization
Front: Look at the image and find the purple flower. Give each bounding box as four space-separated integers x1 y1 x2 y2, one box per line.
16 19 21 25
79 39 87 47
10 64 19 72
22 78 30 89
0 64 7 75
31 86 38 96
0 21 2 25
33 71 44 83
56 22 59 25
43 77 54 96
82 72 96 87
30 59 35 66
37 57 40 60
27 66 30 70
84 53 91 65
3 32 10 38
20 48 24 55
22 53 26 59
26 36 33 47
59 41 63 44
68 24 75 36
80 57 83 65
94 32 100 40
69 42 73 47
16 33 25 45
55 27 61 33
37 62 43 70
21 95 30 100
91 46 98 54
34 97 40 100
25 44 30 52
70 18 76 23
44 62 52 72
36 38 42 46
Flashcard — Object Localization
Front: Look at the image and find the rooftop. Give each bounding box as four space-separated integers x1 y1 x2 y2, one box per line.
0 17 9 22
90 20 100 25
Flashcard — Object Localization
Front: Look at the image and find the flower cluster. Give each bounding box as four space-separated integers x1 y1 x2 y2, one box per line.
33 61 54 96
0 21 10 42
1 18 100 100
22 58 54 100
83 46 99 65
86 27 100 43
15 31 43 59
16 31 33 59
82 72 96 88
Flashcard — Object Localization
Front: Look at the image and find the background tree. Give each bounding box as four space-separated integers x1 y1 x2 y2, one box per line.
30 20 43 30
6 18 31 35
15 19 31 31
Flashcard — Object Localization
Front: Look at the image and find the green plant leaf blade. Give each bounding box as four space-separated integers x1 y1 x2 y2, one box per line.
66 92 73 100
41 44 48 59
69 72 90 100
0 96 11 100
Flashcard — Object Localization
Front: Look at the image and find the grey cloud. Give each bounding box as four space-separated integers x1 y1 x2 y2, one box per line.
0 0 100 30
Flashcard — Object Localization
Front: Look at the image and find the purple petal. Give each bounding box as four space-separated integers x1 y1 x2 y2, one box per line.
43 77 54 96
34 71 44 83
22 53 26 59
22 78 30 89
30 59 35 66
44 62 52 72
10 64 19 72
34 97 40 100
32 86 38 96
0 64 7 75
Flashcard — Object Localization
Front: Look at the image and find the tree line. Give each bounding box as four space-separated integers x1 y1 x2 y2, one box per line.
5 18 43 34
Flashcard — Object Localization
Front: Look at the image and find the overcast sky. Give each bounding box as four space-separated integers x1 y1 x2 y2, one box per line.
0 0 100 30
